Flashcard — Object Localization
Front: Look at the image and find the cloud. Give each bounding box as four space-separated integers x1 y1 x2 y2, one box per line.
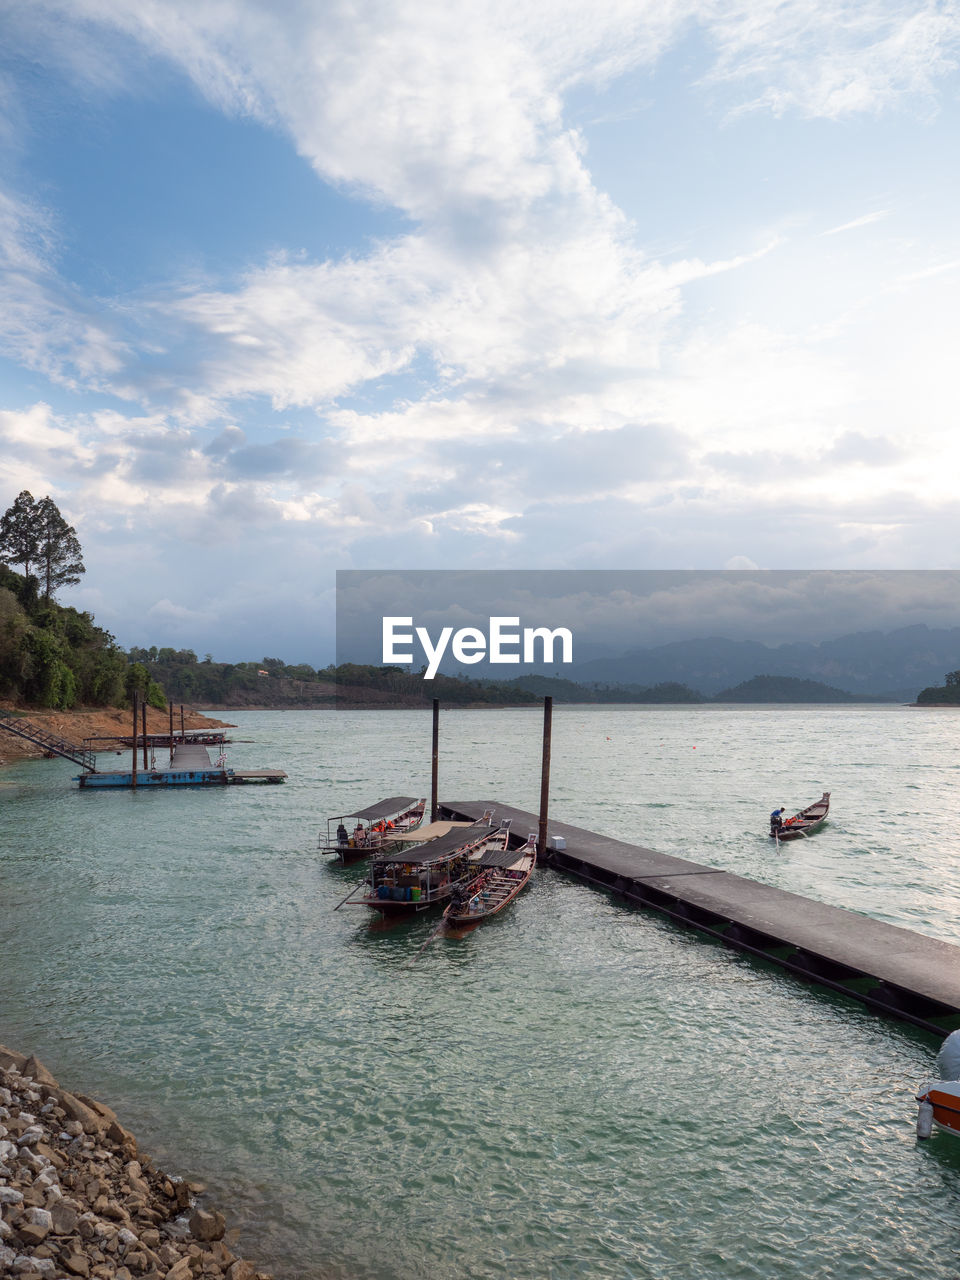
822 210 890 235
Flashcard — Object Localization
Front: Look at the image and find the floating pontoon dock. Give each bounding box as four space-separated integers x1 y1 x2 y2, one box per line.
74 740 286 788
442 799 960 1037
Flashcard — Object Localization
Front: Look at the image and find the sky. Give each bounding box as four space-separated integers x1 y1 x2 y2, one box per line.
2 0 960 663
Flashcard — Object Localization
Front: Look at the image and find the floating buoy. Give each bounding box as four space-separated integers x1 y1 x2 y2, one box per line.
917 1097 934 1139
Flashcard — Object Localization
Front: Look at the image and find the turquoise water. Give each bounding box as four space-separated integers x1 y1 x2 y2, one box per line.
3 705 960 1279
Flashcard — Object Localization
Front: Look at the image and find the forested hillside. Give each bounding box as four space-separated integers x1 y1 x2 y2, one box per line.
0 564 130 709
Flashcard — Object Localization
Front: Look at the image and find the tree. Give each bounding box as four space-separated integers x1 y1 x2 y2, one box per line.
0 491 85 600
35 496 84 600
0 490 41 579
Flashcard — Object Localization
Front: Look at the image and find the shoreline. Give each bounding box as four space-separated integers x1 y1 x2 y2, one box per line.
0 707 236 770
0 1045 271 1280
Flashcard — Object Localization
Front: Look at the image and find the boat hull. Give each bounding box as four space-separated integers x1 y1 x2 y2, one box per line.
918 1080 960 1136
770 792 830 839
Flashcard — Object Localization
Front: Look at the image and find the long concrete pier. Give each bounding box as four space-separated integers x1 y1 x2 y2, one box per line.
441 799 960 1037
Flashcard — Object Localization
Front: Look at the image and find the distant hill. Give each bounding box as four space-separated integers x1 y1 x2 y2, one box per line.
508 675 704 703
713 675 893 703
915 676 960 705
569 625 960 698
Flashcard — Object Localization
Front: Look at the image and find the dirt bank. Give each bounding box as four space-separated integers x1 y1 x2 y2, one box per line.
0 707 235 770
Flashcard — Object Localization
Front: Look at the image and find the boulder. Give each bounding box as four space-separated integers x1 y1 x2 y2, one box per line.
188 1211 225 1244
23 1057 58 1088
51 1201 80 1235
55 1092 107 1136
0 1045 28 1073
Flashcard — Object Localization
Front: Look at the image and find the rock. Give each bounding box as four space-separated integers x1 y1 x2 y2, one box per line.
56 1092 107 1136
25 1207 54 1233
63 1253 91 1277
23 1057 58 1088
52 1201 80 1234
0 1186 25 1205
189 1211 225 1243
225 1263 256 1280
17 1222 51 1247
19 1124 44 1147
76 1094 118 1127
163 1258 193 1280
0 1044 28 1073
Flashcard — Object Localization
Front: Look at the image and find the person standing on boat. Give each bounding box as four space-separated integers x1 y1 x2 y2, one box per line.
770 807 785 833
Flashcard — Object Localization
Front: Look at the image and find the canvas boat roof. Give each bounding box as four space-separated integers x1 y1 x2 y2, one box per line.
393 819 472 843
372 822 497 865
473 843 535 869
339 796 420 823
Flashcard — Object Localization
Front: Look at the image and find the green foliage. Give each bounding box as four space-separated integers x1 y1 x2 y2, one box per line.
0 491 85 599
916 670 960 704
0 562 133 709
712 674 886 703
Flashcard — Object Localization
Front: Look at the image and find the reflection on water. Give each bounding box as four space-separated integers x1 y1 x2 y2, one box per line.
3 705 960 1278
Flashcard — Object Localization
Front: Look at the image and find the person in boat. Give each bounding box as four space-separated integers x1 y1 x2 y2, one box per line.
353 822 367 846
770 807 785 832
336 822 349 845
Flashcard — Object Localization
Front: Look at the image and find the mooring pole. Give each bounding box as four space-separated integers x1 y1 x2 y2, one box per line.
168 702 174 765
180 704 185 736
131 692 138 790
142 700 148 769
431 698 440 823
537 696 552 860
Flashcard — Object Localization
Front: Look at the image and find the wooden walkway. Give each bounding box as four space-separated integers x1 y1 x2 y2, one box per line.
441 799 960 1037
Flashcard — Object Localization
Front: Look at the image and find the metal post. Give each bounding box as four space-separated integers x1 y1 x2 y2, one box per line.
430 698 440 823
180 704 185 736
142 700 148 770
169 702 174 765
131 693 138 790
537 696 552 860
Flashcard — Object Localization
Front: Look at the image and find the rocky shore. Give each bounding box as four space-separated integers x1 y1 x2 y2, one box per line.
0 1047 271 1280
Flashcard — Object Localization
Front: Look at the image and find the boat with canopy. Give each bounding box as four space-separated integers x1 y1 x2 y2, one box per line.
339 815 509 913
320 796 426 863
443 835 536 926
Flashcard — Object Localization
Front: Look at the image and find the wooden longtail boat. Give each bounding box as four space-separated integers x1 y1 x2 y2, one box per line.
769 792 830 841
320 796 425 863
340 818 509 913
443 836 536 926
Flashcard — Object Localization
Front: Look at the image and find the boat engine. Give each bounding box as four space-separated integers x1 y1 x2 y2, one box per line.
937 1029 960 1081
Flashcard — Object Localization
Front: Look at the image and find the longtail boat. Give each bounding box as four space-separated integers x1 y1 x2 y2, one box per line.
443 836 536 926
769 792 830 841
339 817 508 913
320 796 425 863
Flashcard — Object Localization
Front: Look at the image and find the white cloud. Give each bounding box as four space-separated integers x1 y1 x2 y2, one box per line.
822 210 890 235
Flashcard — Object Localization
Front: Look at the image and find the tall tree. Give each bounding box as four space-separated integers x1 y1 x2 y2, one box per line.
35 496 85 599
0 490 41 578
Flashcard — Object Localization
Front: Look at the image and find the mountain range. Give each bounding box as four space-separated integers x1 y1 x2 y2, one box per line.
564 624 960 700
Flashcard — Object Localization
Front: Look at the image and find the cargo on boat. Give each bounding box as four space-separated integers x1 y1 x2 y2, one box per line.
339 817 508 913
